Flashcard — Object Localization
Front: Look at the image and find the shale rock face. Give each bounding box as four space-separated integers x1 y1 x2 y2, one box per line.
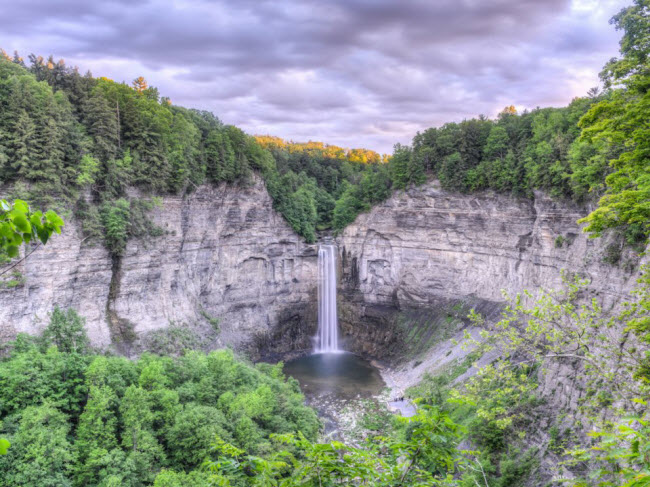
0 178 643 358
336 181 644 361
339 182 639 310
0 218 114 347
0 177 318 353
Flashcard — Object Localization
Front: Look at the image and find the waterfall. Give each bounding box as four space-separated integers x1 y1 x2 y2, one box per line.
315 243 340 353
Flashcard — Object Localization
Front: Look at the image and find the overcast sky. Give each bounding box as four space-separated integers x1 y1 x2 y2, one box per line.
0 0 628 153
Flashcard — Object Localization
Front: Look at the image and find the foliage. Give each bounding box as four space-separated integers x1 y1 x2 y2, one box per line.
0 334 319 486
0 402 74 487
0 198 63 258
41 307 90 354
2 1 649 247
0 54 332 244
99 198 163 255
142 323 202 355
576 0 650 243
447 264 650 485
0 198 63 456
257 137 389 238
199 405 465 486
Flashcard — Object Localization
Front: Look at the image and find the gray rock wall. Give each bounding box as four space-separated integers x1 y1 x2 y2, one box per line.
0 177 318 352
339 181 641 310
0 177 644 358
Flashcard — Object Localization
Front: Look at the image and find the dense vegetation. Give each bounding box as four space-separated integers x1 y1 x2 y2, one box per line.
406 264 650 486
0 309 320 486
258 57 648 247
255 136 389 235
3 3 648 250
0 53 336 245
336 90 647 245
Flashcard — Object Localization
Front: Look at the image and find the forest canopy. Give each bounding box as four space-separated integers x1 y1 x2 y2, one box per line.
0 311 319 487
2 23 648 249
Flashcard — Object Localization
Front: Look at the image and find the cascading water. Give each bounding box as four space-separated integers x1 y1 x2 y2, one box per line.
315 243 340 353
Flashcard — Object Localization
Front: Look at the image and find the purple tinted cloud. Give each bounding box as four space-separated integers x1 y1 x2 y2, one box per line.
0 0 628 152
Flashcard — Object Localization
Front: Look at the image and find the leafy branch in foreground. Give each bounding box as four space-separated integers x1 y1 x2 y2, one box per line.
200 405 467 486
0 199 64 259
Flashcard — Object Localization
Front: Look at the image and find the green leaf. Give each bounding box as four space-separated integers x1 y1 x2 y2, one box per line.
30 214 42 228
0 224 13 239
6 245 18 258
0 438 10 455
11 213 31 233
36 227 49 245
13 199 29 213
45 210 64 228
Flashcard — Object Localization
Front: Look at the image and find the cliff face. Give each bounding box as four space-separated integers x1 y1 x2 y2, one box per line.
336 181 644 362
0 178 643 359
0 177 318 354
339 181 639 310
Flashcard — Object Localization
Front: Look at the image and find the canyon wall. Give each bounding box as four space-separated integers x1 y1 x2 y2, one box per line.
0 177 644 359
0 177 318 354
336 180 645 362
339 181 641 310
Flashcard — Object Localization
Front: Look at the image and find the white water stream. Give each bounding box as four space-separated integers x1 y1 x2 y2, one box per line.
315 243 340 353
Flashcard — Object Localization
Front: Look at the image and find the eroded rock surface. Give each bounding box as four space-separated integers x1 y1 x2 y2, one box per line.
0 179 644 360
340 182 640 311
0 177 318 354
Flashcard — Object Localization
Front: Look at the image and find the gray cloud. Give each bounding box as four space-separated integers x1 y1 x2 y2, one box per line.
0 0 628 152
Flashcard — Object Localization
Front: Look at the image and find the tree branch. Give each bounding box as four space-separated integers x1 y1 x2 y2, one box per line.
0 244 41 278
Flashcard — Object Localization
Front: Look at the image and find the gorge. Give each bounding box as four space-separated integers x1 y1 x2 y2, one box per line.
1 4 649 482
2 173 646 485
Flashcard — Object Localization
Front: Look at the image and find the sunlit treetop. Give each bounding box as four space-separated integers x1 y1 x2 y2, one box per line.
254 135 387 164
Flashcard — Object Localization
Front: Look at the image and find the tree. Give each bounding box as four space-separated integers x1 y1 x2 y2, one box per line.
42 307 90 354
1 403 74 487
165 404 229 469
390 143 412 190
203 405 464 486
452 265 650 484
578 0 650 243
74 386 119 486
484 125 510 160
119 385 166 484
132 76 148 93
153 469 210 487
101 198 130 256
84 90 119 164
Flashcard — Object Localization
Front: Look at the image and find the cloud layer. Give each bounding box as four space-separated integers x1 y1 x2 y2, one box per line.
0 0 628 152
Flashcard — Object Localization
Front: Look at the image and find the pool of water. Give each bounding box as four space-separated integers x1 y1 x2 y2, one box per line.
283 352 385 400
283 352 387 438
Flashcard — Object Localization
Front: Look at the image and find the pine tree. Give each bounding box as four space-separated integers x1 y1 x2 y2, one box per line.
9 110 35 180
84 90 119 163
389 143 411 189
